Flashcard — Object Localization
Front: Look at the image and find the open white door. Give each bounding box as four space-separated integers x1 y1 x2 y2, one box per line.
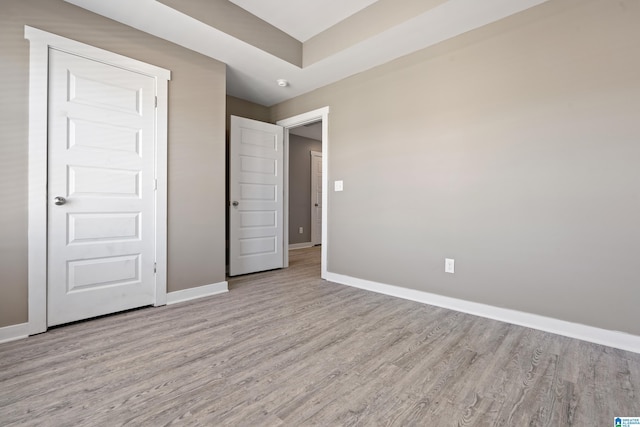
47 49 157 326
229 116 285 276
311 151 322 246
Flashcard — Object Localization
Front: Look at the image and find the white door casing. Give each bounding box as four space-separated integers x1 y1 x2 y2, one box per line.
277 107 329 278
311 151 322 246
229 116 285 276
47 49 156 326
26 27 170 334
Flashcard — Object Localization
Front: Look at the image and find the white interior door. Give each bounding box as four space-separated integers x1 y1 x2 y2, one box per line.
229 116 284 276
47 49 157 326
311 151 323 246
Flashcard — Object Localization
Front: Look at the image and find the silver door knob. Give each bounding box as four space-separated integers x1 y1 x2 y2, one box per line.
54 196 66 206
232 201 239 207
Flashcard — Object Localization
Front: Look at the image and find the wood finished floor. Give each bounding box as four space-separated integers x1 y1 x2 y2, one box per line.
1 247 639 426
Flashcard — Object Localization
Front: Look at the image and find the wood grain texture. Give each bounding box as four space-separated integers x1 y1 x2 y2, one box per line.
1 247 639 426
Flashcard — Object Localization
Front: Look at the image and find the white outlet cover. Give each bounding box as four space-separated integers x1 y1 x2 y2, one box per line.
445 258 455 274
334 180 344 191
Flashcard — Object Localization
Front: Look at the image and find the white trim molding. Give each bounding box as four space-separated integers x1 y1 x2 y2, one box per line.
289 242 315 250
166 282 229 305
326 272 640 354
277 107 330 279
0 323 30 344
25 26 171 335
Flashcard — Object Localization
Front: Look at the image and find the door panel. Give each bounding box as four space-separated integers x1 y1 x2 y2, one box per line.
47 49 156 326
229 116 284 276
67 212 140 244
311 151 323 246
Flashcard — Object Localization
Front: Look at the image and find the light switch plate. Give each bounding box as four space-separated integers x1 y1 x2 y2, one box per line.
445 258 455 274
334 180 344 192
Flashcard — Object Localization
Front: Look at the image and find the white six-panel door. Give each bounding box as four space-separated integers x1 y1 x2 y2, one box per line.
229 116 284 276
47 49 157 326
311 151 322 246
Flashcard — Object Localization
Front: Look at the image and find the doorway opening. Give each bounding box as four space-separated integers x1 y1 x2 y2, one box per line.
287 120 322 250
278 107 329 280
227 107 329 279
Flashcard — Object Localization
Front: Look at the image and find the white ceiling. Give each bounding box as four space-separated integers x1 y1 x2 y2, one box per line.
65 0 550 107
228 0 380 42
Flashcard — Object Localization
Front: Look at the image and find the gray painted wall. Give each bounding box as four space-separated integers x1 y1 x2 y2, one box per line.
289 135 322 244
226 96 271 129
271 0 640 336
0 0 226 327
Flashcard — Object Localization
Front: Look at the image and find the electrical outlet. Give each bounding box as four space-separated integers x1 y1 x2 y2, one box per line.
445 258 455 274
334 180 344 192
299 227 304 234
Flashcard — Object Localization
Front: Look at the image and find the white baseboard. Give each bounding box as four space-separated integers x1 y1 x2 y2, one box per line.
326 272 640 354
289 242 314 250
0 323 29 344
166 281 228 305
1 283 229 343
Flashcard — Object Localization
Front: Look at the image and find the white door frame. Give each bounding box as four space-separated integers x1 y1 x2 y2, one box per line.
25 26 170 335
277 107 329 279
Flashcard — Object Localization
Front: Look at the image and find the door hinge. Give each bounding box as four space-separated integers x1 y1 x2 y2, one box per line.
154 179 158 190
154 262 157 273
155 96 158 108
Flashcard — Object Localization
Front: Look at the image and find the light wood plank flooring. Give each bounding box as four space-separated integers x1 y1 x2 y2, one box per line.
1 247 639 426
